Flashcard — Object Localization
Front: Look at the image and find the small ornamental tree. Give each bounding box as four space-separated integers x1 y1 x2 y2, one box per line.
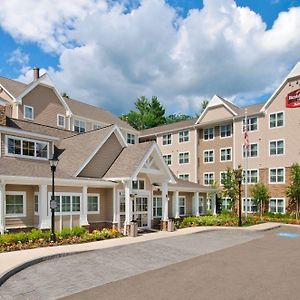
286 163 300 219
250 182 270 218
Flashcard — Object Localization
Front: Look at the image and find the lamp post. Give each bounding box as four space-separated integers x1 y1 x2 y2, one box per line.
234 166 243 227
49 154 59 242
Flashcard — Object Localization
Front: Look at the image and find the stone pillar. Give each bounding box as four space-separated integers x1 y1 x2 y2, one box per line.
194 192 200 217
161 182 168 231
112 187 119 230
38 184 51 229
124 181 132 235
172 190 179 219
80 185 89 226
0 183 5 234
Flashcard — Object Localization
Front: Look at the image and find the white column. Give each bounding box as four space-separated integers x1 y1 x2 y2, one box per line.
172 190 179 219
0 183 5 234
112 187 119 225
203 193 208 215
194 192 200 217
162 182 169 221
124 181 132 226
80 185 89 226
211 192 217 215
38 184 50 229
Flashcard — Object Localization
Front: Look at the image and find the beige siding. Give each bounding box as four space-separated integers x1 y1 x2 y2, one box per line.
0 89 14 104
79 133 123 178
19 85 66 127
201 106 234 124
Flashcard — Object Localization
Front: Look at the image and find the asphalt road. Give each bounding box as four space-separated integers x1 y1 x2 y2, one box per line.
0 229 260 299
62 226 300 300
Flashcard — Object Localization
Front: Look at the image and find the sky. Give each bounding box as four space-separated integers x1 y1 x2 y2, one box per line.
0 0 300 116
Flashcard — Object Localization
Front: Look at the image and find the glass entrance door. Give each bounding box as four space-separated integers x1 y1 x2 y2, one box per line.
133 196 149 228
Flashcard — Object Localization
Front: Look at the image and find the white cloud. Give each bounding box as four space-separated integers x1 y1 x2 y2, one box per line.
8 0 300 115
8 48 29 66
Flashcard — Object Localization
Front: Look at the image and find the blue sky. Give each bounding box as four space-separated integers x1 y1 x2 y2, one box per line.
0 0 299 115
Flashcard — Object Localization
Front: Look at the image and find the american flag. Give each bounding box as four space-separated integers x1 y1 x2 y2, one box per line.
243 119 249 150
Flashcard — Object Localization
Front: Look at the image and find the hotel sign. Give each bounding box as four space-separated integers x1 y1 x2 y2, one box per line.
286 89 300 108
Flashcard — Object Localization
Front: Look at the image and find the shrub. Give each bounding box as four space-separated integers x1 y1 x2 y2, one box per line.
28 229 45 242
11 232 28 244
59 228 73 239
72 226 87 237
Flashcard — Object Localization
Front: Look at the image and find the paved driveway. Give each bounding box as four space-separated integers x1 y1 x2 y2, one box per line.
0 229 260 299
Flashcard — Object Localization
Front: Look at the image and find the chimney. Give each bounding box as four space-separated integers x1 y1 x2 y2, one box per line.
33 67 40 81
0 105 6 126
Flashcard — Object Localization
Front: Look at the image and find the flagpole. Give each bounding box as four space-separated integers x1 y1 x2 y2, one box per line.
244 109 248 220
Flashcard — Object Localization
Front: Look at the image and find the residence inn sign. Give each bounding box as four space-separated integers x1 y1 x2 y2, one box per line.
286 89 300 108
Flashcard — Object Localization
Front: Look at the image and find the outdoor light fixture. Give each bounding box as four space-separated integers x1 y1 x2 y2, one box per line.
49 154 59 242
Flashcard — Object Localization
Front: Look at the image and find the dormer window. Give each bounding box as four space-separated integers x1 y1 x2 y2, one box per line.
74 119 86 133
24 105 34 120
57 114 65 128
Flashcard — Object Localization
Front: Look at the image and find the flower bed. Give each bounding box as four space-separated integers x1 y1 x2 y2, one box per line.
0 227 122 253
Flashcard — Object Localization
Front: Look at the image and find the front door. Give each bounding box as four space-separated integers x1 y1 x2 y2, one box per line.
133 196 149 228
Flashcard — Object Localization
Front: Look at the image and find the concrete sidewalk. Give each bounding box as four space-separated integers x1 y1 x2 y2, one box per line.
0 222 283 285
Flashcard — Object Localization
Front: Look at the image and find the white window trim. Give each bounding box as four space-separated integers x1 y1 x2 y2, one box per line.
73 119 86 132
87 193 100 214
269 111 285 129
203 127 215 141
178 130 190 143
132 179 146 191
57 114 66 128
269 139 285 157
220 147 232 162
203 149 214 164
242 116 259 132
220 124 232 139
162 133 172 146
269 198 285 214
24 105 34 120
179 196 186 216
93 123 102 130
34 192 39 216
5 135 49 161
220 171 226 186
153 196 162 218
5 191 27 218
242 197 257 213
242 142 259 159
243 169 259 185
47 192 82 215
178 151 190 164
163 154 172 166
269 167 285 184
203 172 214 186
178 173 190 181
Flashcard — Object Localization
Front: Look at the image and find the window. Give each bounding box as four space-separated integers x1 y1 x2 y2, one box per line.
6 136 48 159
269 140 284 156
204 128 214 140
93 124 101 130
24 105 34 120
5 192 26 217
243 143 258 158
179 152 189 164
198 196 204 214
269 168 285 183
162 134 172 145
132 180 145 190
153 197 162 217
179 130 189 143
88 194 100 213
243 169 258 184
220 172 226 185
220 124 232 138
220 148 232 162
221 198 232 211
127 133 136 144
57 114 65 128
34 193 39 215
49 193 81 214
179 174 189 181
243 116 258 131
204 150 214 163
179 196 186 216
74 119 86 133
204 173 214 185
270 112 284 128
243 198 257 213
163 154 172 166
269 198 285 214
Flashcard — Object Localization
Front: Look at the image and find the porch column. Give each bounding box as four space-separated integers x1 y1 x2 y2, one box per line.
0 183 5 234
203 193 208 215
161 182 168 231
38 184 50 229
80 185 89 226
211 192 217 215
172 190 179 219
193 192 200 217
124 180 132 234
112 187 119 230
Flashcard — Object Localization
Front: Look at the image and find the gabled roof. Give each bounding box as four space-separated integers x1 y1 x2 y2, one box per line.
0 76 27 99
169 177 214 192
63 97 137 133
261 61 300 112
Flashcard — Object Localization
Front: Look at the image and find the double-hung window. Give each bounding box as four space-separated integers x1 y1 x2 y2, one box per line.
220 124 232 138
57 114 65 128
163 154 172 166
204 128 214 140
50 194 81 214
24 105 34 120
269 168 285 183
74 119 86 133
243 169 258 184
269 198 285 214
269 140 284 156
132 180 145 190
243 198 257 213
179 130 189 143
204 173 214 185
5 192 26 217
243 143 258 158
243 116 258 131
153 197 162 218
127 133 136 144
204 150 214 163
88 194 100 213
269 112 284 128
220 172 226 185
162 134 172 145
220 148 231 162
179 152 189 164
179 196 186 216
34 193 39 215
179 174 189 181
